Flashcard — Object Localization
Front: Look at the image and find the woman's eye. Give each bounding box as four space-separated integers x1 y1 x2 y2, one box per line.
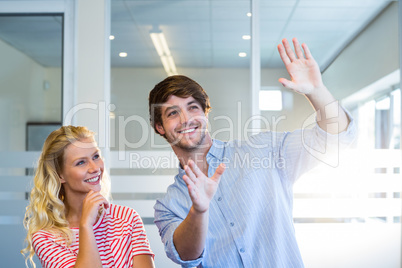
76 160 85 166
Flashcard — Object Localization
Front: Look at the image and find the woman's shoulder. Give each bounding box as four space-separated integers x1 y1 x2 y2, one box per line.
108 203 141 223
32 228 68 246
32 229 56 239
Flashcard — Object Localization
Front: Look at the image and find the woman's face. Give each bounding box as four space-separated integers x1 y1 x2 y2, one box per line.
59 137 104 200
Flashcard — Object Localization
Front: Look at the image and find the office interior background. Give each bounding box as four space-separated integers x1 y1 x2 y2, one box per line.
0 0 401 267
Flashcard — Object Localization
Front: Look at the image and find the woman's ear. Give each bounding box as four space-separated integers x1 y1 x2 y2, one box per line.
59 175 66 184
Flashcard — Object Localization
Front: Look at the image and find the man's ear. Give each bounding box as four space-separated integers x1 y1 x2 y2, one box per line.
155 123 166 136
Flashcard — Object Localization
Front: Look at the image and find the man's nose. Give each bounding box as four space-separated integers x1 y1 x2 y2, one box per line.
180 109 190 124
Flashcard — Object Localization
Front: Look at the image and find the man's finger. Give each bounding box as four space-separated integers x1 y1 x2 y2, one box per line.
183 174 196 187
188 160 204 177
184 164 197 182
187 184 198 201
277 44 291 66
292 38 304 59
211 163 225 183
302 43 313 59
282 38 297 62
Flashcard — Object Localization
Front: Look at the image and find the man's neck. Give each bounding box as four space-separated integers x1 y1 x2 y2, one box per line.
172 135 213 176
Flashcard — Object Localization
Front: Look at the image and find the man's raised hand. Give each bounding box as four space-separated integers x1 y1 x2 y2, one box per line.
277 38 325 95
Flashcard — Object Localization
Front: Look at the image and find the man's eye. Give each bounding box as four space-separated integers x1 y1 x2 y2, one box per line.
93 154 100 160
168 110 178 117
190 106 199 110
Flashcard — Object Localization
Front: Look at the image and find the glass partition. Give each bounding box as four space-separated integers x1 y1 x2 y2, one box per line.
0 14 62 267
110 1 251 267
109 1 400 267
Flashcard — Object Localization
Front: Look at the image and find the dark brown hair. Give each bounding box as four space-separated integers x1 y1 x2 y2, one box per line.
149 75 211 136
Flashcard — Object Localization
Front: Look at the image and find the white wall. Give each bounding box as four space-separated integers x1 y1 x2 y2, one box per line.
110 67 315 151
323 2 399 101
0 39 61 154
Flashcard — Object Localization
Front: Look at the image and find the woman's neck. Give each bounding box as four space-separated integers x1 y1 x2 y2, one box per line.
64 195 84 228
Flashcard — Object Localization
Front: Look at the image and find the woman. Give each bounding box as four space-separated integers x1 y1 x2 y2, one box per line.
22 126 155 268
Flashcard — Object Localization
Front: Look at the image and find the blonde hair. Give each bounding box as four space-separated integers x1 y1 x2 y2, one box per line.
21 126 111 268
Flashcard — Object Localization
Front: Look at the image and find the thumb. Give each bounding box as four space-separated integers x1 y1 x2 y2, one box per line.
103 200 110 210
278 78 296 90
211 163 225 183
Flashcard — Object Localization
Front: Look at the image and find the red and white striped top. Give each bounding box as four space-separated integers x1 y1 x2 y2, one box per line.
32 204 154 268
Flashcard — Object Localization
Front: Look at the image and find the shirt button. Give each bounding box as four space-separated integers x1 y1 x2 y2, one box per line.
230 222 234 227
240 248 245 253
217 197 222 201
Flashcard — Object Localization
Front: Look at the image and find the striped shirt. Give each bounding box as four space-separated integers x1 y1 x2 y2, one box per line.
33 204 154 268
154 116 356 268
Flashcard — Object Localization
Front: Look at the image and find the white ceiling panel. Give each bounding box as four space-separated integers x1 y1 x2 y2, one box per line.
0 0 395 70
292 7 376 21
298 0 390 8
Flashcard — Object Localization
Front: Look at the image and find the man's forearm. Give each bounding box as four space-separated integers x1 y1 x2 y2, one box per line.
173 206 209 261
306 86 350 134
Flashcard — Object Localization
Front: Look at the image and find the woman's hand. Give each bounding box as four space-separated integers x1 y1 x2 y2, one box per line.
80 190 109 228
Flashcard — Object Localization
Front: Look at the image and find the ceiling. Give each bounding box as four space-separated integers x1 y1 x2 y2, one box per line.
0 0 395 70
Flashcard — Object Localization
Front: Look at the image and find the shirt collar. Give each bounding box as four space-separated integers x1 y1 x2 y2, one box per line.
207 139 225 161
177 139 225 173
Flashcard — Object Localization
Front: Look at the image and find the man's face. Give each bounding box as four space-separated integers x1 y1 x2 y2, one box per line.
156 95 209 151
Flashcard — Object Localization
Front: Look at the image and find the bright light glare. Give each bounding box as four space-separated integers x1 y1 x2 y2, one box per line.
375 97 390 110
391 89 401 124
259 90 282 111
109 35 115 40
119 52 127 57
242 35 251 40
238 52 247 57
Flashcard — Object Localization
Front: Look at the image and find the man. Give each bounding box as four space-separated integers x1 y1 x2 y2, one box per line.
149 38 356 267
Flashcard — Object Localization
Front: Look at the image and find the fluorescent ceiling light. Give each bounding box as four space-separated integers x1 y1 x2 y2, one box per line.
150 32 178 76
239 52 247 57
242 35 251 40
259 90 283 111
247 12 252 17
119 52 127 57
109 35 115 40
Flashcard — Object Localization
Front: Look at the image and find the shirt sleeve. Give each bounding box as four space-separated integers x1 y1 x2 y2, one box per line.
32 231 76 268
280 108 357 184
130 210 155 258
154 175 205 267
